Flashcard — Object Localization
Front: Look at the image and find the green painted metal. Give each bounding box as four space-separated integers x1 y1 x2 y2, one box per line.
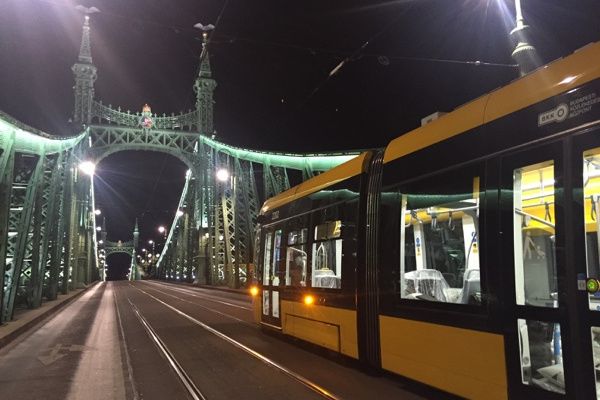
0 110 97 321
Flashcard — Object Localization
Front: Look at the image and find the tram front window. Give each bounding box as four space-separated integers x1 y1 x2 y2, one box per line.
400 174 481 304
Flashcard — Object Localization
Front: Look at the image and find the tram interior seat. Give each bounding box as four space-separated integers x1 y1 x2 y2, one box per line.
404 269 449 302
460 268 481 304
313 268 340 289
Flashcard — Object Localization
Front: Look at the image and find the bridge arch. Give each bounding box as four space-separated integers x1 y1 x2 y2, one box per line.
86 126 198 171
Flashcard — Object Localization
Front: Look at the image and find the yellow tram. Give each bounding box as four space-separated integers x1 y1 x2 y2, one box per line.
252 41 600 399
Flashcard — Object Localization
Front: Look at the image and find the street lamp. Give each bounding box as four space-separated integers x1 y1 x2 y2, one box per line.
216 168 230 182
158 225 166 238
94 209 101 215
78 161 96 176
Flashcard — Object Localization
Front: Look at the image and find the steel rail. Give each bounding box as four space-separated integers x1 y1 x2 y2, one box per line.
142 281 252 311
136 282 250 324
131 284 341 400
127 298 207 400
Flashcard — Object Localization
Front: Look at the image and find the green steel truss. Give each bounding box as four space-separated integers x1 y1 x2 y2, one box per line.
0 113 98 323
0 13 360 322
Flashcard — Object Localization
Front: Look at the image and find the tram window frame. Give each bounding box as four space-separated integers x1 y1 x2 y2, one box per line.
305 198 359 292
380 162 487 311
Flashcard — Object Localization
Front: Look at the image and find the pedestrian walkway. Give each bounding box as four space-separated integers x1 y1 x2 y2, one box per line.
0 285 92 349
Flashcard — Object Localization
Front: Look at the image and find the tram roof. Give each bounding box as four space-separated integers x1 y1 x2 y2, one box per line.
261 41 600 215
260 152 369 214
384 41 600 163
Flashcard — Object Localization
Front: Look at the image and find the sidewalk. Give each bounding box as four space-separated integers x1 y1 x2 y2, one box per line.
0 284 94 349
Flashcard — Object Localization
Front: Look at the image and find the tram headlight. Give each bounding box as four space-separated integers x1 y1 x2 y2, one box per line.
250 286 259 296
303 294 315 306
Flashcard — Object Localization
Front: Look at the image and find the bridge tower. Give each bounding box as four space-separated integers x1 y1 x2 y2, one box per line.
71 14 97 128
71 13 358 288
195 33 217 136
133 219 139 248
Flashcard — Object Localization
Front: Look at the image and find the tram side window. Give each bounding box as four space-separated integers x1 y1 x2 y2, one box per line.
263 232 273 284
513 162 557 308
400 173 482 305
286 228 308 287
312 221 342 289
272 229 283 286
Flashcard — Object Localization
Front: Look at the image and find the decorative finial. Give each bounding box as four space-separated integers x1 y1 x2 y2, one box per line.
193 22 215 45
75 5 100 16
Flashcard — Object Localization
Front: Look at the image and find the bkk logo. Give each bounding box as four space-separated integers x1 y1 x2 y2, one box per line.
538 103 569 127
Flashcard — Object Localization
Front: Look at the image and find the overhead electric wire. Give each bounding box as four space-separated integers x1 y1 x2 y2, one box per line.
23 0 516 70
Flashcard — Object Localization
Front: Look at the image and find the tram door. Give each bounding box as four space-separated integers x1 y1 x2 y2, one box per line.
261 229 283 328
572 129 600 400
501 142 569 399
502 132 600 399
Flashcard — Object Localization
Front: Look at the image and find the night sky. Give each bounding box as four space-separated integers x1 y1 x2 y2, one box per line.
1 0 599 278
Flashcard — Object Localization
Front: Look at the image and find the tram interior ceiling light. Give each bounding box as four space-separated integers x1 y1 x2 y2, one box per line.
216 168 230 182
78 161 96 176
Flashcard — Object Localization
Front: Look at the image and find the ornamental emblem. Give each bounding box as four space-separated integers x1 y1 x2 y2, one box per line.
139 104 154 129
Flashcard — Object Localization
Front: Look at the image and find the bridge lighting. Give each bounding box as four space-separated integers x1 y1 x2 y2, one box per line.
158 226 165 234
176 210 184 217
78 161 96 176
95 226 101 231
216 168 230 182
142 248 146 252
98 240 103 244
94 209 101 215
219 234 224 241
148 239 154 244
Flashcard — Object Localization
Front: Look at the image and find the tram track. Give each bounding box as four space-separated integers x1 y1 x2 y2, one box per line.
128 298 207 400
142 281 252 311
126 282 342 400
136 282 251 325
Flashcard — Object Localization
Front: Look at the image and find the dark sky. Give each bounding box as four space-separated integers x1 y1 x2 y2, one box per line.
1 0 599 277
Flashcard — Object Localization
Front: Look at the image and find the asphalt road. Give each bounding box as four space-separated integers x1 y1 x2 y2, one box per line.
0 281 455 400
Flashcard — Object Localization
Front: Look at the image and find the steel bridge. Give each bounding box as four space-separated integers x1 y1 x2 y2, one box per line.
0 14 357 323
